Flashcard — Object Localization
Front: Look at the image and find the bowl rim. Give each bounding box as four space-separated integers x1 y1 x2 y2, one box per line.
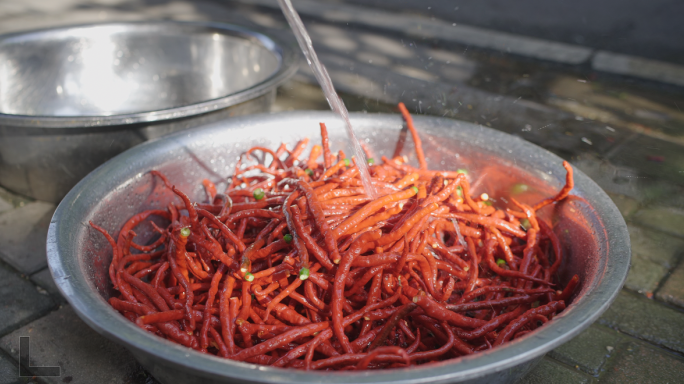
0 20 298 128
47 111 631 383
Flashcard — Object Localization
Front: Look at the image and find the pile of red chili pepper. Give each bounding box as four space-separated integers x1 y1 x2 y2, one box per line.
90 102 579 370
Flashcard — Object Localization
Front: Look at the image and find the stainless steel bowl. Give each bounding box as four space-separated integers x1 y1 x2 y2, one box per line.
0 21 297 203
47 112 630 384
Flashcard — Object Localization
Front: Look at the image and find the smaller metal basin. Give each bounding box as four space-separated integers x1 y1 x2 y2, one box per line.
0 21 297 203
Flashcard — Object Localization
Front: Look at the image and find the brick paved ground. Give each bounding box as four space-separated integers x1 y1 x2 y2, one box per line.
1 0 683 383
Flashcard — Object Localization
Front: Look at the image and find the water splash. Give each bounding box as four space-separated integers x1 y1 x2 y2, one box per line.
277 0 377 199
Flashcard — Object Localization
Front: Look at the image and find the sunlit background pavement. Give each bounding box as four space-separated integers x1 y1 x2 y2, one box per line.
1 0 683 383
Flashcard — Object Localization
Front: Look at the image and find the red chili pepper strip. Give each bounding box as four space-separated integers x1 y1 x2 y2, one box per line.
228 197 286 214
219 275 236 354
301 179 343 267
291 208 335 270
368 303 417 350
333 188 418 238
444 213 526 238
307 144 323 170
89 222 122 290
115 210 170 252
489 226 519 271
460 286 555 304
202 179 217 201
333 230 382 353
394 172 420 189
138 309 184 325
321 159 348 180
533 161 574 211
152 262 169 288
357 346 411 370
200 264 227 350
539 218 564 276
230 321 329 361
271 327 333 368
376 203 439 247
494 301 566 346
554 274 580 302
398 102 427 170
222 209 284 226
209 327 230 357
168 244 196 331
483 239 551 285
284 138 309 167
109 297 198 348
272 303 311 326
120 272 170 312
320 122 334 169
196 208 246 253
447 294 544 312
412 294 486 328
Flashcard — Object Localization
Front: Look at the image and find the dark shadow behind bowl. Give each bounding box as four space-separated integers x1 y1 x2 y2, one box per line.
47 112 630 384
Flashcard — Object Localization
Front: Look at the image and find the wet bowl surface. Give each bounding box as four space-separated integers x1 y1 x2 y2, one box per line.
47 111 630 384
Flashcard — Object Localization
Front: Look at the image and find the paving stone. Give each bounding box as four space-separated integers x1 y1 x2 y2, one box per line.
548 325 622 376
29 268 65 302
599 341 684 384
0 352 19 384
624 255 669 295
598 290 684 354
656 262 684 309
628 225 684 268
607 193 640 219
520 357 590 384
234 0 593 64
0 186 32 211
0 202 55 275
0 351 39 384
593 51 684 88
632 206 684 239
0 196 11 215
0 265 54 336
623 225 684 294
0 305 150 384
607 132 684 188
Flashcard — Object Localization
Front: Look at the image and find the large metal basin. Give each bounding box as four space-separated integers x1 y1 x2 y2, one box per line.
47 112 630 383
0 21 297 202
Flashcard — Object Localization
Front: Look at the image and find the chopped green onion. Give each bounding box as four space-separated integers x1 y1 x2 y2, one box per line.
367 158 375 165
456 186 463 197
531 301 540 308
253 188 265 201
411 186 419 194
483 200 493 206
305 168 314 176
244 272 254 282
299 267 310 280
457 169 468 175
343 158 351 166
251 293 256 300
283 234 293 243
511 183 529 195
520 218 531 231
180 227 191 238
496 259 506 267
